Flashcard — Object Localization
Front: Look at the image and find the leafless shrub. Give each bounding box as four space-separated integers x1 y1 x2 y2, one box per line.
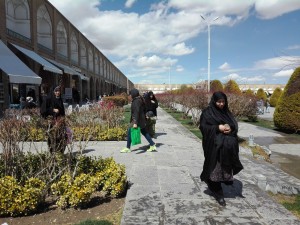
227 94 257 119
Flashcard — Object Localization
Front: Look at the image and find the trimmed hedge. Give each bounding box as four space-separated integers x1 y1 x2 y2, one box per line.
270 87 283 107
274 67 300 132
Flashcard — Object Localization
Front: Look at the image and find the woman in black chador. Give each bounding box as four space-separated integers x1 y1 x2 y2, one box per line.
199 91 243 206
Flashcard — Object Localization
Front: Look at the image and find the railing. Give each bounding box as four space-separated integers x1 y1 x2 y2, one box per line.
71 59 78 66
57 52 68 61
37 43 53 54
6 28 31 43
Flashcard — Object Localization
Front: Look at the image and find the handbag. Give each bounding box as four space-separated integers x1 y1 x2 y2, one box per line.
66 126 73 144
131 127 141 146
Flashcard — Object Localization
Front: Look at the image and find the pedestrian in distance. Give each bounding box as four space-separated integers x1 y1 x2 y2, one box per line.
25 96 37 109
19 96 27 109
199 91 243 206
144 91 158 138
120 88 156 153
265 99 270 113
144 91 158 117
40 86 67 154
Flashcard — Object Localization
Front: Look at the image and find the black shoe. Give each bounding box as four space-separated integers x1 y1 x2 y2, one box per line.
223 181 233 185
216 197 226 206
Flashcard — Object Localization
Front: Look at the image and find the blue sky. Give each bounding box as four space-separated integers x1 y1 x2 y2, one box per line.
48 0 300 85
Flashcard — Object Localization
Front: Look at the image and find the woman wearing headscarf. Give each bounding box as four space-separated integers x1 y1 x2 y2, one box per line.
144 91 158 117
199 91 243 206
120 88 156 153
144 91 159 138
41 86 66 154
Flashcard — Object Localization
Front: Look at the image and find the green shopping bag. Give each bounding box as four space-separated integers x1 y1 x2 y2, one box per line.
131 127 141 146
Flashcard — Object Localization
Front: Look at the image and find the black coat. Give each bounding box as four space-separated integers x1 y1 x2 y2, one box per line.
41 94 65 119
130 89 146 129
199 92 243 182
145 91 158 116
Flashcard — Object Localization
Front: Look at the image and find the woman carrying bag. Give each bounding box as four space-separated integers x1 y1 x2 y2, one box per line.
120 88 156 153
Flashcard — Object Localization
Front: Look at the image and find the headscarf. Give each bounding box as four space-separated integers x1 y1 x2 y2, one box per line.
207 91 238 134
130 88 139 99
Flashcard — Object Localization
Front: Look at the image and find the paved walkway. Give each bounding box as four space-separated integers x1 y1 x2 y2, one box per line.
1 106 300 224
83 107 300 225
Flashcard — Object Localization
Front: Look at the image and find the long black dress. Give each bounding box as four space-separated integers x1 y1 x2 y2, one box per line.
199 92 243 188
41 93 66 153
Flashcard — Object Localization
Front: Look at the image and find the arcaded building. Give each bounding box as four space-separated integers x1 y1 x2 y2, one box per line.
0 0 134 110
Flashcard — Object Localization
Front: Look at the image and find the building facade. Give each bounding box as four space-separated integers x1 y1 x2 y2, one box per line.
135 83 285 95
0 0 134 111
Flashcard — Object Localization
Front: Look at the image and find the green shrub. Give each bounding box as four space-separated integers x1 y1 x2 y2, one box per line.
51 173 99 209
270 87 283 107
102 95 128 107
210 80 224 92
75 219 113 225
244 89 255 96
256 88 267 101
0 176 45 216
224 79 241 94
96 158 127 197
51 157 127 209
274 67 300 132
97 126 127 141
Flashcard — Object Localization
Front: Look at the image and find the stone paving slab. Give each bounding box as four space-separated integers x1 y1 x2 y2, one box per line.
102 107 300 225
1 106 299 224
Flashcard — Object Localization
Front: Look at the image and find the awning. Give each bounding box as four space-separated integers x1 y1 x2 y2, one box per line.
44 58 89 81
11 43 63 74
0 40 42 84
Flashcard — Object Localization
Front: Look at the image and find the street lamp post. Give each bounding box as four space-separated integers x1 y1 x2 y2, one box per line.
201 15 219 92
168 62 171 91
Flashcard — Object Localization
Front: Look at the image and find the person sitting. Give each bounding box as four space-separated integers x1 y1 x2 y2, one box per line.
25 96 36 109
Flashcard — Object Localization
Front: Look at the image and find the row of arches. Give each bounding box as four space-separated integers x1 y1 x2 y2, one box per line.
5 0 129 92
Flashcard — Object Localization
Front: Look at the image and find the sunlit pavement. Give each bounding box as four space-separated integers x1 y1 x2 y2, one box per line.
2 106 299 224
84 107 300 225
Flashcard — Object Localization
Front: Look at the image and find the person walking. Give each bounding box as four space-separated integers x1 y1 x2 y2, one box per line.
265 99 270 113
144 91 158 138
144 91 158 117
199 91 243 206
41 86 67 154
120 88 156 153
72 86 80 105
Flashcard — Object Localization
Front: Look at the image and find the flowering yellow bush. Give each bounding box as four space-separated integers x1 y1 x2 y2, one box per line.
51 173 99 209
96 157 127 197
0 176 45 216
51 157 127 209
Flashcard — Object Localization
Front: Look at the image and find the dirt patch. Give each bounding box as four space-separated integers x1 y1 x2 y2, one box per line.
0 193 125 225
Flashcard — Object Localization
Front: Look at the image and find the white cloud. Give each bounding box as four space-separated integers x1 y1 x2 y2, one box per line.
137 55 162 68
125 0 137 8
254 0 300 19
166 42 194 56
176 65 184 72
247 76 265 82
221 73 241 81
273 69 294 77
136 55 177 68
221 73 265 83
286 45 300 50
254 56 300 70
48 0 300 84
219 62 231 70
